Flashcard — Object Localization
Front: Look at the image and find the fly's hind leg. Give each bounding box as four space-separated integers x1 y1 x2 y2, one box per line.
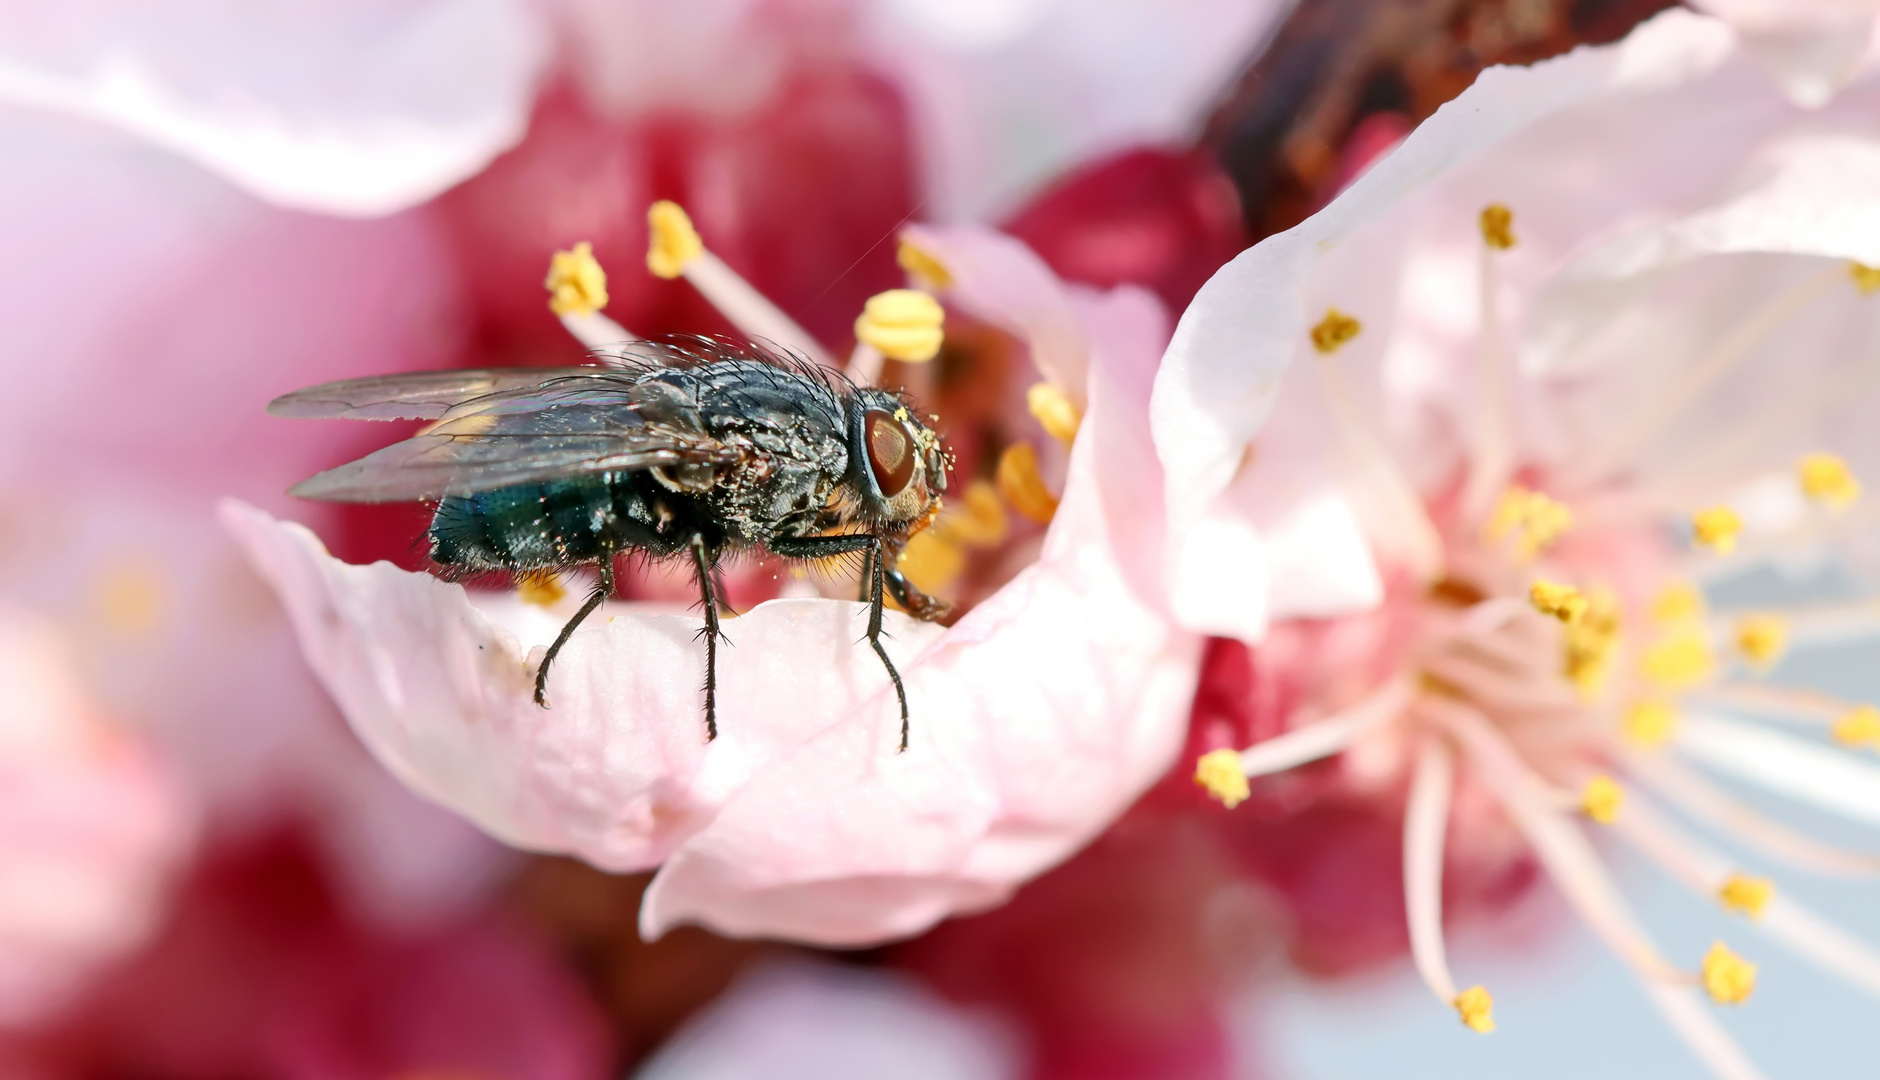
534 549 616 708
772 533 910 751
690 534 727 741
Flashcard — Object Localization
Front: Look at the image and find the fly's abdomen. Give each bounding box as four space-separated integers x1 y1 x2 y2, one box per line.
429 477 617 571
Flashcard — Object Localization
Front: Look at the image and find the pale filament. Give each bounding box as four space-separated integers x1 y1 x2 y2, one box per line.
1713 596 1880 650
561 310 637 355
682 251 834 368
1460 240 1513 522
1625 752 1880 875
1314 353 1445 579
1404 735 1462 1004
847 342 886 387
1676 713 1880 829
1686 682 1851 726
1236 677 1412 778
1578 263 1844 484
1618 794 1880 1000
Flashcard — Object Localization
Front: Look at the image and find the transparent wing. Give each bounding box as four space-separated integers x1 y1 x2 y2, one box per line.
267 367 610 420
288 400 736 502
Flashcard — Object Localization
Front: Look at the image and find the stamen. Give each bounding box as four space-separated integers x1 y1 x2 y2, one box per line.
1624 701 1682 749
1564 588 1622 697
1237 678 1412 778
1717 873 1773 919
1406 738 1468 1019
644 201 832 366
1733 615 1787 669
1453 986 1496 1033
1310 308 1362 354
1678 713 1880 829
1314 336 1445 579
1701 943 1757 1005
1479 204 1516 250
897 237 953 291
1833 705 1880 749
544 243 635 352
1691 506 1743 553
1026 382 1082 446
1797 453 1860 511
517 572 566 609
1652 581 1707 624
855 289 945 362
1530 580 1588 623
997 443 1059 524
1851 261 1880 295
1195 748 1251 808
1486 486 1573 560
1583 775 1625 824
1461 205 1517 519
1642 628 1716 689
1628 752 1880 876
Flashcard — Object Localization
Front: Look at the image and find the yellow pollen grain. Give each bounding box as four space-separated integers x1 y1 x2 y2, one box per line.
1734 615 1788 668
1798 453 1860 511
1563 587 1621 697
1851 261 1880 295
1027 382 1082 446
517 572 566 609
1529 579 1588 623
1691 506 1742 554
1581 774 1624 825
1453 985 1496 1033
1717 873 1774 919
1832 704 1880 748
855 289 945 363
1479 204 1516 250
897 238 954 291
646 200 703 279
1701 942 1757 1005
1641 628 1716 689
997 442 1059 524
1651 581 1706 624
1194 748 1250 809
1310 308 1362 354
1623 701 1681 749
544 242 609 316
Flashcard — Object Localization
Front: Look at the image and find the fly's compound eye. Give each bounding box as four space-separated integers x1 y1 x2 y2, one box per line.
864 408 917 498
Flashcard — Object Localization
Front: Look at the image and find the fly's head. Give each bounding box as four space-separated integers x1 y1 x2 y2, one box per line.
845 387 949 537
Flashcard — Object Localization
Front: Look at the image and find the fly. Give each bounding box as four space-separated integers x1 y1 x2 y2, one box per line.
268 338 951 751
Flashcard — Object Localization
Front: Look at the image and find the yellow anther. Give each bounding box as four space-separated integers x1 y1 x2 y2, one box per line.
1734 615 1787 668
516 572 566 609
545 242 610 316
1623 701 1681 749
896 530 966 599
646 201 703 279
1650 581 1706 624
1479 204 1516 250
1487 486 1573 560
1691 506 1742 554
1701 942 1757 1004
1717 873 1774 919
1026 382 1082 446
855 289 945 363
1310 308 1362 354
1194 748 1250 809
1798 453 1860 511
897 481 1010 598
1581 774 1625 824
1641 628 1716 689
1851 261 1880 295
997 442 1059 524
897 238 953 291
91 555 169 639
1563 588 1622 696
1529 579 1588 623
1453 985 1496 1033
1832 704 1880 748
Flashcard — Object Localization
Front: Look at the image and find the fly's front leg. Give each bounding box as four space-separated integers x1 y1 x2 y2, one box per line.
772 533 911 752
535 550 616 708
689 534 726 741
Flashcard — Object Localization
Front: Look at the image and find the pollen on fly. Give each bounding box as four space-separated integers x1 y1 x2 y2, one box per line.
266 336 952 751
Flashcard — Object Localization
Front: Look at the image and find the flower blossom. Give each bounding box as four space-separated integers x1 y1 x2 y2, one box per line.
1154 9 1880 1077
1688 0 1880 106
230 205 1201 947
0 609 193 1027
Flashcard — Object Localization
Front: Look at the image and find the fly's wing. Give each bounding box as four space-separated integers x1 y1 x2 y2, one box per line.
267 367 609 420
288 390 736 503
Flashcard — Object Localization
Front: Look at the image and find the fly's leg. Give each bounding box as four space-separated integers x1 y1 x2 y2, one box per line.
856 545 876 604
772 533 911 752
690 534 725 741
884 563 950 622
711 564 737 617
535 550 616 708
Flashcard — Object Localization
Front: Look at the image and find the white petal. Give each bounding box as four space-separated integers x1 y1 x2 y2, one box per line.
1690 0 1880 105
0 0 550 215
